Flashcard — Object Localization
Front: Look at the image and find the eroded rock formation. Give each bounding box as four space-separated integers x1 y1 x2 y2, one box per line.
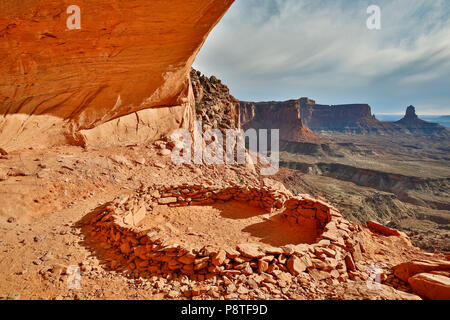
394 106 449 136
0 0 234 151
242 97 448 138
190 68 240 133
240 100 325 143
299 98 386 134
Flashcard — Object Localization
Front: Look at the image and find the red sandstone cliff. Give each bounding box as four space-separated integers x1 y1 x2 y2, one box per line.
240 100 325 143
299 100 448 138
299 98 387 134
0 0 234 151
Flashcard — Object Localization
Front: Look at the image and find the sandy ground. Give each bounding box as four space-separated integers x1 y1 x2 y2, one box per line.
0 143 443 300
140 201 320 250
0 143 259 300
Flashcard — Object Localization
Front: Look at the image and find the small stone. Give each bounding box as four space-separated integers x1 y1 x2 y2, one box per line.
109 154 132 167
308 268 331 281
222 276 232 285
0 170 8 181
243 263 254 275
50 264 66 276
154 162 166 169
258 259 269 273
41 252 54 262
263 246 283 255
225 248 240 259
209 289 220 299
158 149 172 157
345 255 356 272
237 285 249 295
247 278 258 289
178 253 195 265
277 272 293 283
134 157 146 165
287 256 307 276
158 197 178 205
226 283 237 294
237 243 264 259
211 250 227 266
7 217 16 223
167 290 180 299
281 244 295 255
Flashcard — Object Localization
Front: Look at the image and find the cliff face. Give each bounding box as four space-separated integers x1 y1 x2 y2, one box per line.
239 97 386 139
299 98 385 134
240 100 324 143
190 69 240 133
0 0 234 151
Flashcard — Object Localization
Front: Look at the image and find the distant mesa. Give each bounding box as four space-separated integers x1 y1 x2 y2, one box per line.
298 97 386 134
240 100 328 143
240 97 448 139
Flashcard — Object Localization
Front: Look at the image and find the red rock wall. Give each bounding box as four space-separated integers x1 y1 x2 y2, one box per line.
0 0 234 151
299 98 380 133
240 100 322 143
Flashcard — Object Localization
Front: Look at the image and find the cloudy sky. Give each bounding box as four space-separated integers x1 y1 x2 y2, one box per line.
193 0 450 115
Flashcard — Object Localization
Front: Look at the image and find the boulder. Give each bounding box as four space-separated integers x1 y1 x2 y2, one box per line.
408 273 450 300
367 220 401 237
393 259 450 282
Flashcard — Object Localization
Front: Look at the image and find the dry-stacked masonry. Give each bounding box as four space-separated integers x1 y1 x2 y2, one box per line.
84 184 366 283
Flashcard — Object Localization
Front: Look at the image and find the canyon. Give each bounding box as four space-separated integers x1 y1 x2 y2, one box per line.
0 0 449 301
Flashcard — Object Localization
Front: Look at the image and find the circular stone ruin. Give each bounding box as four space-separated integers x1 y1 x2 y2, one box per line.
81 183 364 282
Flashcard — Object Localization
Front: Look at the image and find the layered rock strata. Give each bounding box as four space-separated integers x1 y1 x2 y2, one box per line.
299 98 384 134
240 100 324 143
